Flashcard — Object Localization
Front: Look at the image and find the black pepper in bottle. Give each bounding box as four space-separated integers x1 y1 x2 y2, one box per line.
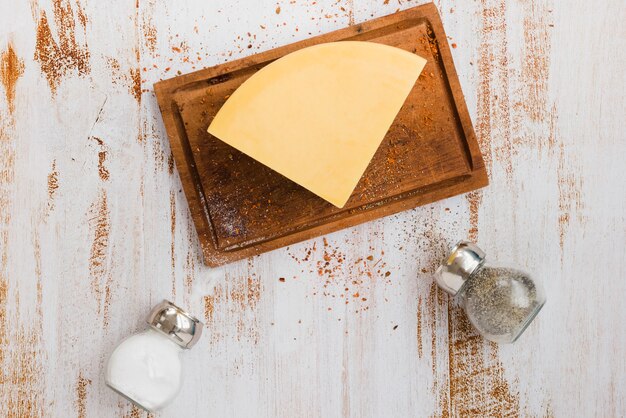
434 241 546 343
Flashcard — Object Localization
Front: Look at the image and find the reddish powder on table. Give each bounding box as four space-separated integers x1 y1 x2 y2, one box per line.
34 0 90 94
0 43 25 115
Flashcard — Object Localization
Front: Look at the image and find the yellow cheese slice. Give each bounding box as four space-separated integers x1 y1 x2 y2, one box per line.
208 41 427 208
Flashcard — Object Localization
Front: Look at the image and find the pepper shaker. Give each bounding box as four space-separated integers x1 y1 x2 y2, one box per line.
105 300 203 412
435 241 546 343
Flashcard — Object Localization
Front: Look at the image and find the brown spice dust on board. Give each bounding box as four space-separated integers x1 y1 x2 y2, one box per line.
75 372 91 418
88 189 111 317
425 26 440 61
0 43 25 115
34 0 90 94
275 6 281 14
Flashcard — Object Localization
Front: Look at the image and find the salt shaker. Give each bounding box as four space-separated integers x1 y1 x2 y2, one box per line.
105 300 203 412
435 241 545 343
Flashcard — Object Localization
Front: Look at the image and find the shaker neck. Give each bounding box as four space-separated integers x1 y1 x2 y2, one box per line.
146 300 203 349
434 241 486 296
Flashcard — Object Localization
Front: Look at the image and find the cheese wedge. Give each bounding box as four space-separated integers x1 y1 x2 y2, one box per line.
208 41 426 208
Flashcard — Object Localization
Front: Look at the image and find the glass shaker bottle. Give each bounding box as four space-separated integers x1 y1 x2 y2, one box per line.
105 300 203 411
435 241 546 343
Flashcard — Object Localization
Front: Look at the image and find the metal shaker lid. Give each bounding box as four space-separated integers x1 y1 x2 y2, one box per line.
147 300 203 349
435 241 486 295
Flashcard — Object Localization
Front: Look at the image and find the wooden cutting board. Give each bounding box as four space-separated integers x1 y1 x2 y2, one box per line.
154 3 488 267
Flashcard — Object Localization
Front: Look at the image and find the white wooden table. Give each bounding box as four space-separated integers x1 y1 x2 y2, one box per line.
1 0 625 416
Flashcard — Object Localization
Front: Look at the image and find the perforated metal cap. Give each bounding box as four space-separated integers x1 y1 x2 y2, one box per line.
147 300 203 349
435 241 486 295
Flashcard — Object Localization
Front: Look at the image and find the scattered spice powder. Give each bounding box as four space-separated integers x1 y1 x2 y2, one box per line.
47 160 59 200
447 0 520 413
202 271 261 344
98 150 109 181
75 372 91 418
170 191 176 298
34 1 91 94
129 67 141 103
0 43 25 115
143 19 158 53
88 189 110 309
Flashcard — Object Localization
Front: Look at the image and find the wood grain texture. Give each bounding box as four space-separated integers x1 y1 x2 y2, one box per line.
0 0 624 417
155 4 488 267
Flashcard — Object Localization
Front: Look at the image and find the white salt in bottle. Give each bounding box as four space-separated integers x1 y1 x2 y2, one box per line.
105 300 203 412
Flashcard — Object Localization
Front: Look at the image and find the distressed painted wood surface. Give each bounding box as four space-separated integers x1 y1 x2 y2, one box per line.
0 0 624 417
